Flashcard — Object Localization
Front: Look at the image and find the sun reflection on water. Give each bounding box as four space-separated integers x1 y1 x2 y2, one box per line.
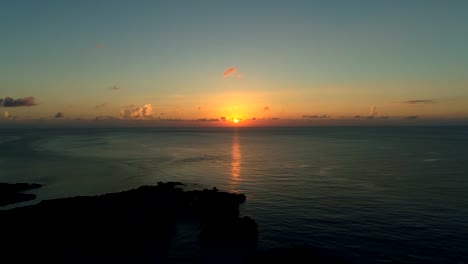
230 130 242 191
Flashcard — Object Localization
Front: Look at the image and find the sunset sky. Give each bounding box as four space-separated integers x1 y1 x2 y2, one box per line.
1 1 468 126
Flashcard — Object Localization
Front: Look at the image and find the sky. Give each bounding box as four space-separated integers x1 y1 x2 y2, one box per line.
1 0 468 126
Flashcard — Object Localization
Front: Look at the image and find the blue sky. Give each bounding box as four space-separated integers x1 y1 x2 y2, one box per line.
1 0 467 124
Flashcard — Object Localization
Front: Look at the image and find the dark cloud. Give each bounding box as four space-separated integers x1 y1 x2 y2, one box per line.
264 106 270 111
159 118 184 122
55 112 64 118
95 103 107 109
251 117 257 120
109 86 120 91
0 97 37 107
271 117 280 120
354 115 361 118
407 115 418 119
380 116 390 119
220 116 227 121
302 114 329 119
402 100 436 104
196 118 219 122
95 115 117 120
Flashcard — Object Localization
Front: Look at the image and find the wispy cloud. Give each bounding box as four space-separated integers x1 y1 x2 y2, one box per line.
369 105 378 117
402 100 436 104
109 85 120 91
120 104 153 119
302 114 329 119
196 118 219 122
223 67 244 78
95 103 107 109
223 67 237 78
95 115 117 120
55 112 64 118
0 97 37 107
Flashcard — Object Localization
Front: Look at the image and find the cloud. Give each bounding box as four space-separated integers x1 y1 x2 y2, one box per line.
220 116 227 121
196 118 219 122
354 115 361 118
0 97 37 107
120 104 153 119
380 116 390 119
402 100 436 104
96 43 105 49
407 115 418 119
302 114 329 119
223 67 237 78
271 117 280 120
55 112 64 118
95 103 107 109
94 115 117 120
109 85 120 91
264 106 270 111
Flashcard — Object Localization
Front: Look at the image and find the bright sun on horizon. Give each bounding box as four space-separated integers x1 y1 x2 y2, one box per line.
233 119 239 123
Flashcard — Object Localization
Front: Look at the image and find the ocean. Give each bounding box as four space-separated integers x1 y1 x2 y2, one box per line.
1 126 467 263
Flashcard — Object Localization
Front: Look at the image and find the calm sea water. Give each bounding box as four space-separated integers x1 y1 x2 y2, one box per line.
1 127 467 263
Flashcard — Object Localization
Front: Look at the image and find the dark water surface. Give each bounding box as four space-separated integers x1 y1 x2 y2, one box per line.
1 127 467 263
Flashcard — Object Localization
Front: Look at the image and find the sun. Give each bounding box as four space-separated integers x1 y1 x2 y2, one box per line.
233 118 239 123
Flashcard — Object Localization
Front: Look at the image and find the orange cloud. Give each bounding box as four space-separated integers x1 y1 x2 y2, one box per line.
120 104 153 119
223 67 237 78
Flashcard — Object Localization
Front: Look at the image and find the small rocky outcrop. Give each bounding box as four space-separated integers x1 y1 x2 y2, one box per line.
0 183 42 206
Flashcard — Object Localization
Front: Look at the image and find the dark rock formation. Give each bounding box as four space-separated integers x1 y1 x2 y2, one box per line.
0 183 42 206
0 182 257 263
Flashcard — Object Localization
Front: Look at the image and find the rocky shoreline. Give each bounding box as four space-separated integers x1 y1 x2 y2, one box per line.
1 182 257 262
0 182 344 263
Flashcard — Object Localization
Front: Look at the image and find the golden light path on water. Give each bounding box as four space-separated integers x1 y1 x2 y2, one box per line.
230 130 241 192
